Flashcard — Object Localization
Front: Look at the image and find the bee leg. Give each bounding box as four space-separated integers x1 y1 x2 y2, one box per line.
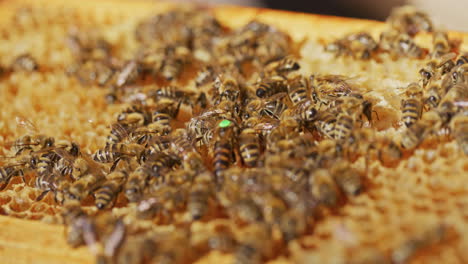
36 190 50 202
19 169 26 184
110 157 122 173
174 99 183 118
357 119 365 128
0 176 12 191
196 92 208 109
372 110 380 121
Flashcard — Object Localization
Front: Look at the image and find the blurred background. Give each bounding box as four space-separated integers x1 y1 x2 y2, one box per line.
192 0 466 31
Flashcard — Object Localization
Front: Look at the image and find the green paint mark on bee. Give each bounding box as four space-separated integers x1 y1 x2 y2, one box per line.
219 119 232 128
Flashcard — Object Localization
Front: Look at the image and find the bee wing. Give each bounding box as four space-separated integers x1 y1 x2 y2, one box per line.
437 52 456 67
104 219 126 257
453 100 468 108
122 92 148 104
82 153 107 176
15 115 39 134
111 123 131 138
254 120 279 131
199 108 225 118
54 148 76 162
81 217 99 255
1 162 27 168
266 92 288 102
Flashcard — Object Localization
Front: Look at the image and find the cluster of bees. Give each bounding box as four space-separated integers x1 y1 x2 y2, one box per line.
326 6 468 155
0 5 467 264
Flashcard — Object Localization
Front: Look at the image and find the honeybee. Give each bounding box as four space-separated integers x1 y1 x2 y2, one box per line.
250 190 287 225
11 53 38 71
36 150 61 177
400 110 441 149
348 32 378 59
139 136 171 163
92 143 144 164
150 101 182 135
451 64 468 84
114 60 140 87
150 228 192 264
187 116 215 146
450 111 468 155
159 46 188 81
116 105 152 127
419 52 456 86
395 33 425 58
266 118 300 145
432 31 452 57
73 60 115 86
401 82 424 127
288 133 318 159
94 169 128 210
387 6 433 35
213 119 239 183
325 32 377 59
188 173 214 220
424 79 445 110
10 116 55 155
392 224 446 264
379 29 424 58
135 46 164 76
246 93 290 120
378 29 399 52
62 200 88 247
234 223 272 264
256 30 292 64
310 169 341 208
0 164 25 190
11 134 55 155
242 116 279 136
346 128 402 166
331 161 363 197
312 139 343 168
287 75 310 106
145 152 181 182
124 165 150 203
283 100 318 129
238 128 261 168
195 65 216 88
455 53 468 66
234 244 261 264
126 126 158 146
35 170 65 202
205 225 238 253
106 123 132 145
149 85 192 104
111 232 155 264
213 74 241 103
66 172 105 201
230 198 263 224
71 153 106 181
170 129 195 155
95 219 126 264
279 208 308 242
310 74 353 106
315 110 337 139
438 83 468 123
255 75 288 98
170 129 206 172
66 28 112 62
263 56 300 76
334 96 368 141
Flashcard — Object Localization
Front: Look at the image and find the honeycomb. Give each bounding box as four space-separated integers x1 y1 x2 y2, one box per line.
0 0 467 264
